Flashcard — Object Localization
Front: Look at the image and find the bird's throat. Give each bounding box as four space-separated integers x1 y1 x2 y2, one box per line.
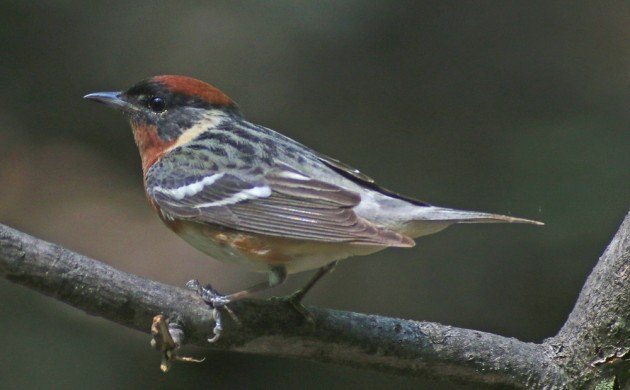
130 121 175 173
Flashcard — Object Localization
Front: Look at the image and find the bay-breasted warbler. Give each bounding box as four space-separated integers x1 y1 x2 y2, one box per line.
85 75 542 339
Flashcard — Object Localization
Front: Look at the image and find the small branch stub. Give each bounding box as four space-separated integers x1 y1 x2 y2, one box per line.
150 314 204 372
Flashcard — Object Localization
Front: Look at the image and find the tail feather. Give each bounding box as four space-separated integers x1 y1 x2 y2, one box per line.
415 207 544 225
399 206 543 239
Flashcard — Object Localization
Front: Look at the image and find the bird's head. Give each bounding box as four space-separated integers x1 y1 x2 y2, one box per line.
85 75 240 172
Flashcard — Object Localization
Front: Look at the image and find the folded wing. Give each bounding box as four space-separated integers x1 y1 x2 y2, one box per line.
147 158 413 247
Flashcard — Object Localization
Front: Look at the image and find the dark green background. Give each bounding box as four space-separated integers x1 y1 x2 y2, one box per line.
1 2 628 389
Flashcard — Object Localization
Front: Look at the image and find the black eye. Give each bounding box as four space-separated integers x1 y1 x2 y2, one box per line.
148 96 166 112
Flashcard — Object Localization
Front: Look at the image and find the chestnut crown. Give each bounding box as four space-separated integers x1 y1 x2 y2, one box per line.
123 75 237 113
85 75 241 142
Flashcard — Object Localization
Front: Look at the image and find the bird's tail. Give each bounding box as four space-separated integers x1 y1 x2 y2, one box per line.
433 208 543 225
403 206 543 238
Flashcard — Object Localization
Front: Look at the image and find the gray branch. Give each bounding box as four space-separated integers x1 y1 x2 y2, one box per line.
0 213 628 389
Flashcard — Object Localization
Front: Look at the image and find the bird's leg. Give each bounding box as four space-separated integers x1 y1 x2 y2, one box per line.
275 261 339 322
187 265 287 308
186 266 287 343
290 261 338 303
225 265 288 302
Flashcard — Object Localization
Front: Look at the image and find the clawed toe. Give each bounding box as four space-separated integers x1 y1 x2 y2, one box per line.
186 279 230 308
185 279 202 291
185 279 230 342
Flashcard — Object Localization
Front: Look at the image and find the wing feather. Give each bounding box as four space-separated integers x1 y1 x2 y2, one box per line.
147 156 413 247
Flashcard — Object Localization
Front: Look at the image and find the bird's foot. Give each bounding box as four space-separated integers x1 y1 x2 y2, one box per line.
185 279 233 342
272 289 315 324
185 279 230 308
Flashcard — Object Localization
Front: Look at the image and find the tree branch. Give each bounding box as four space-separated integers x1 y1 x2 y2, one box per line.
0 213 628 388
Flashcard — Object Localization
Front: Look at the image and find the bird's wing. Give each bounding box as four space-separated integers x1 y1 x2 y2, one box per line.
146 156 413 247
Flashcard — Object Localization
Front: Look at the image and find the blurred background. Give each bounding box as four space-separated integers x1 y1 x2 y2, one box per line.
0 1 628 389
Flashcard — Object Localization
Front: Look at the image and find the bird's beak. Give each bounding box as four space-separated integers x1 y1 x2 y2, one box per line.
84 91 133 112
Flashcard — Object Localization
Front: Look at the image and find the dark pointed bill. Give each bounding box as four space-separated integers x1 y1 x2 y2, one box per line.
83 91 133 111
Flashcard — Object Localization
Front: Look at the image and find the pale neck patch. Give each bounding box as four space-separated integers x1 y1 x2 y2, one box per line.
165 110 225 152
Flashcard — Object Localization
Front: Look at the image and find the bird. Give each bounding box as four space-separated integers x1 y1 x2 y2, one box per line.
84 75 542 318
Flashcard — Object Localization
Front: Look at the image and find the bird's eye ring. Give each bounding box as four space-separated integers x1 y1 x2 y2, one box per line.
148 96 166 112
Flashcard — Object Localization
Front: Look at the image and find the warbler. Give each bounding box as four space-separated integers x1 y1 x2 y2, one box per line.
85 75 542 310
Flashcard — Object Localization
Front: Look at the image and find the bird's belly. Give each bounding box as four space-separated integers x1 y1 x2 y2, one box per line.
166 220 387 274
